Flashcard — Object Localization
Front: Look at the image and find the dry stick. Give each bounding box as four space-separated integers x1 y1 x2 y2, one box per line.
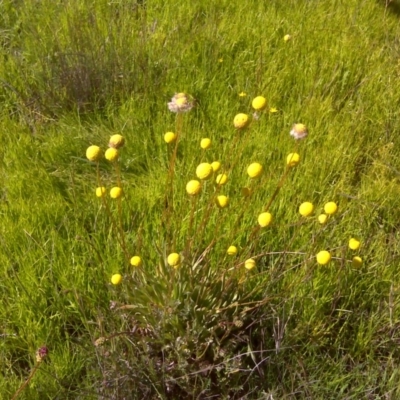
11 362 43 400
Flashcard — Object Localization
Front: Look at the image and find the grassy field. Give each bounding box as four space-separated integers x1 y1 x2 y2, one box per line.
1 0 400 398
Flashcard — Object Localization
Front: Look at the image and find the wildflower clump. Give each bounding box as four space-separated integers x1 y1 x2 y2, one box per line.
211 161 221 172
244 258 256 270
233 113 249 129
216 173 228 185
318 214 328 224
105 148 119 162
167 253 181 268
284 34 291 42
130 256 142 267
110 187 122 199
215 195 229 208
96 187 106 197
247 162 263 178
164 132 177 143
258 212 272 227
196 163 213 180
286 152 300 167
186 180 201 195
324 201 338 215
299 202 314 217
227 246 238 255
252 96 267 111
111 274 122 285
290 123 308 140
349 238 360 250
200 138 211 149
109 134 125 149
86 145 102 161
316 251 331 265
352 256 363 267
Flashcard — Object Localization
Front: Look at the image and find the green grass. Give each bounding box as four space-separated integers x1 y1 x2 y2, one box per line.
1 0 400 398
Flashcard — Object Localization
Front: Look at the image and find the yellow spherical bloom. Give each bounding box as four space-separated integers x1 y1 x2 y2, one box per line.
130 256 142 267
258 212 272 227
349 238 360 250
167 253 181 268
252 96 267 111
284 34 291 42
233 113 249 129
196 163 213 180
96 187 106 197
200 138 211 149
109 134 125 149
111 274 122 285
318 214 328 224
290 123 308 140
216 173 228 185
324 201 338 215
227 245 238 255
316 250 331 265
299 202 314 217
352 256 363 268
247 162 263 178
211 161 221 172
186 180 201 195
244 258 256 270
164 131 177 143
86 145 102 161
215 195 229 208
105 148 119 162
286 152 300 167
110 187 122 199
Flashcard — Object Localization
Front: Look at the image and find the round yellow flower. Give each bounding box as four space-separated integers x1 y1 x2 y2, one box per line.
130 256 142 267
258 212 272 227
227 246 238 255
316 251 331 265
349 238 360 250
164 131 177 143
247 163 263 178
111 274 122 285
215 195 229 208
352 256 363 268
290 123 308 140
167 253 181 268
233 113 249 129
244 258 256 270
196 163 213 180
96 187 106 198
286 152 300 167
324 201 338 215
110 187 122 199
252 96 267 111
86 145 101 162
186 180 201 195
105 148 119 162
216 173 228 185
318 214 328 224
200 138 211 149
109 134 125 149
299 202 314 217
211 161 221 172
284 34 291 42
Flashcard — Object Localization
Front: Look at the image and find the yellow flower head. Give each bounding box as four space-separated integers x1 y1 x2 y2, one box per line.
111 274 122 285
318 214 328 224
86 145 102 162
247 162 263 178
96 187 106 198
211 161 221 172
324 201 338 215
167 252 181 268
352 256 363 268
290 123 308 140
215 195 229 208
239 92 247 97
200 138 211 149
284 34 291 42
108 134 125 149
349 238 360 250
164 131 177 143
216 173 228 185
130 256 142 267
252 96 267 111
196 163 213 180
316 250 331 265
227 245 238 255
299 202 314 217
186 180 201 195
269 107 278 113
110 187 122 199
286 152 300 167
258 212 272 227
105 148 119 162
233 113 249 129
244 258 256 270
